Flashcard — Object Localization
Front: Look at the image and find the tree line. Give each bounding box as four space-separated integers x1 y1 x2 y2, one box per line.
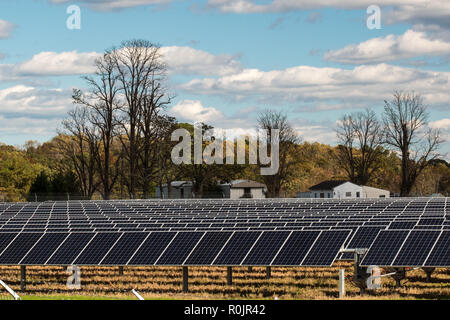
0 39 448 201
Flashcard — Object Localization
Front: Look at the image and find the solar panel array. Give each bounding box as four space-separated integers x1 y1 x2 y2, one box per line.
0 197 447 267
0 230 351 267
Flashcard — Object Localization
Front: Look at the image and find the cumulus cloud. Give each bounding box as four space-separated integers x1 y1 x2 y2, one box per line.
50 0 173 11
0 115 62 137
160 46 242 76
169 100 224 123
181 63 450 106
0 85 72 116
429 118 450 130
324 30 450 64
206 1 450 32
0 47 241 80
206 0 431 13
17 51 101 76
0 20 14 39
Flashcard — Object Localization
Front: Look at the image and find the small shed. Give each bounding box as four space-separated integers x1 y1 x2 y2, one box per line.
155 181 193 199
220 180 266 199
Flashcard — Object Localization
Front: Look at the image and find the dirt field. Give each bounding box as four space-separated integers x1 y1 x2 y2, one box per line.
0 262 449 300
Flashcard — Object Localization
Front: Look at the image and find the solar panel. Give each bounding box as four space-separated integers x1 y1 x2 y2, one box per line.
271 231 320 266
47 233 94 265
301 230 350 266
184 232 233 265
242 231 291 266
424 231 450 267
0 233 43 264
0 198 447 268
392 230 441 266
212 231 261 265
360 230 409 266
128 232 175 265
74 233 121 265
21 233 69 265
156 232 204 265
100 232 148 265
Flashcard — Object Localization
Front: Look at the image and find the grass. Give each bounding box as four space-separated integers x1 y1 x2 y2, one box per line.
0 263 449 300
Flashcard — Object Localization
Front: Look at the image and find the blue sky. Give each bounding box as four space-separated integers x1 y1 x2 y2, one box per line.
0 0 449 158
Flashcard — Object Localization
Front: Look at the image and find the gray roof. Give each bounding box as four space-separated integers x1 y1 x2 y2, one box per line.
309 180 349 191
230 180 266 189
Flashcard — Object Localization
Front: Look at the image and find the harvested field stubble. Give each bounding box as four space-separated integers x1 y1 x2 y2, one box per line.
0 262 449 300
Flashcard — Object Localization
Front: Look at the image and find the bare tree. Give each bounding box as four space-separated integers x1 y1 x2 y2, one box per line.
58 107 99 199
383 91 442 196
110 39 165 198
336 108 384 185
137 73 173 198
257 110 301 198
72 53 122 200
155 116 182 198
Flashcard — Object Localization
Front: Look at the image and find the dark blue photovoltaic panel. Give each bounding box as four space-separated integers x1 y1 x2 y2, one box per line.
340 227 383 260
302 230 350 266
272 231 320 266
360 230 410 266
392 231 440 266
184 232 233 265
425 231 450 267
388 221 417 230
73 233 121 265
0 233 18 255
47 233 95 265
156 232 204 265
128 232 176 265
21 233 69 265
242 231 290 266
101 232 149 265
0 233 43 264
213 231 261 265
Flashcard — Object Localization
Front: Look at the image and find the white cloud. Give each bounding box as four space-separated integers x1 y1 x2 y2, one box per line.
0 20 14 39
161 46 242 76
169 100 224 123
50 0 172 11
324 30 450 64
0 85 72 116
206 0 431 13
181 63 450 106
429 118 450 130
0 47 240 80
0 115 61 137
17 51 101 76
206 1 450 32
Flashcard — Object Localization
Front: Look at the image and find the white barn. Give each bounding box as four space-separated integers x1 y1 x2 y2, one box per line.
297 180 389 199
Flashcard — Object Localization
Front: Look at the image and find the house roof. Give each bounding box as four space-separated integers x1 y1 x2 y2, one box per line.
309 180 349 191
229 180 266 189
161 181 193 188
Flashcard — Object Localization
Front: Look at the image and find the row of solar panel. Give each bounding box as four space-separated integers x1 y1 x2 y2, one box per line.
0 220 447 229
0 208 449 216
0 230 351 267
360 230 449 267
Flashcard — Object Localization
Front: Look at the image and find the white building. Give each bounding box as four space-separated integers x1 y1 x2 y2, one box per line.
155 181 194 199
297 180 389 199
155 179 267 199
220 180 266 199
